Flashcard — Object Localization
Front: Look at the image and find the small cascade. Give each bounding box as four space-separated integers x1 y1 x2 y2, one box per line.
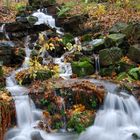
5 35 77 140
53 57 72 79
74 37 81 45
0 24 10 40
79 91 140 140
32 9 63 35
93 54 100 75
22 36 32 68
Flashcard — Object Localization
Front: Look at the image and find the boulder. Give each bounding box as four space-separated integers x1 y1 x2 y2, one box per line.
109 22 129 33
72 61 94 77
122 22 140 43
27 16 38 25
99 47 123 66
56 14 88 35
90 39 105 53
0 41 15 65
127 44 140 63
110 22 140 44
105 33 126 47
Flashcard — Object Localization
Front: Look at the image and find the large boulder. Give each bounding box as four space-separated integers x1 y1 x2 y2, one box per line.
127 44 140 63
99 47 123 66
72 61 94 77
56 14 88 35
110 22 140 44
105 33 126 47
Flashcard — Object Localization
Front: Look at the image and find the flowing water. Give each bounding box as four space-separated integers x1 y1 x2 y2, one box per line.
4 6 140 140
32 9 63 35
93 54 100 74
79 91 140 140
53 57 72 79
5 36 77 140
0 24 10 40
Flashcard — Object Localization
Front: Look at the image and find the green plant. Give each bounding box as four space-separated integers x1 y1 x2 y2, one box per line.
67 113 86 133
57 2 75 17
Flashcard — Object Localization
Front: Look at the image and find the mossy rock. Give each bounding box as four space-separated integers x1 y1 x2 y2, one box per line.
105 33 126 47
91 39 105 53
27 16 38 25
127 44 140 63
109 22 129 33
99 47 123 66
72 61 94 77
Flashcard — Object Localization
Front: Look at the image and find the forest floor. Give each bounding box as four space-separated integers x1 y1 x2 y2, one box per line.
0 0 140 31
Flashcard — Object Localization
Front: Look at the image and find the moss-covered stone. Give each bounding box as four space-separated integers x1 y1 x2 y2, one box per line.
99 47 123 66
105 33 126 47
127 44 140 63
72 61 94 77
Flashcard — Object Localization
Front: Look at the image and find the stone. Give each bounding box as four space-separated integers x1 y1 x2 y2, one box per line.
56 14 88 35
0 41 15 65
109 22 129 33
72 61 94 77
90 39 105 53
127 44 140 63
27 16 38 25
31 131 44 140
105 33 126 47
122 22 140 43
82 44 94 55
99 47 123 66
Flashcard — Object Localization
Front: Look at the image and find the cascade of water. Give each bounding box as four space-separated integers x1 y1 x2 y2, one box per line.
32 10 63 35
5 35 77 140
22 36 31 68
53 57 72 79
79 91 140 140
93 54 100 74
0 24 10 40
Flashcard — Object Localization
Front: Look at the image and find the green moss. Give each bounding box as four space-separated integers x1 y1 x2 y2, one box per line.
72 61 94 77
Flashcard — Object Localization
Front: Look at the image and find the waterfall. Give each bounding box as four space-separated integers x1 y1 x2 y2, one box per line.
93 54 100 74
53 57 72 79
5 35 77 140
0 24 10 40
32 9 63 35
79 91 140 140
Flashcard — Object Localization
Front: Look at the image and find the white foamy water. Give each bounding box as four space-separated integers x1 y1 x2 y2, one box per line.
53 57 72 79
5 36 77 140
0 24 10 40
79 92 140 140
32 10 63 35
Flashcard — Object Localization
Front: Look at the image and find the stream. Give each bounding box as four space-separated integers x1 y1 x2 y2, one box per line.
4 8 140 140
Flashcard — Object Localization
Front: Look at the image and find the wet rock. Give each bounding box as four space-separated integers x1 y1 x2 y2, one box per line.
82 44 94 55
90 39 105 53
56 14 88 35
31 131 44 140
127 44 140 63
72 61 94 77
99 47 123 66
105 33 126 47
5 22 50 39
27 16 38 25
0 41 15 65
